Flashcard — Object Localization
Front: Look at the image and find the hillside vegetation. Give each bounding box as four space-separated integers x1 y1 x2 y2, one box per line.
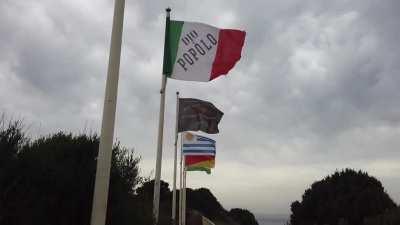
0 119 257 225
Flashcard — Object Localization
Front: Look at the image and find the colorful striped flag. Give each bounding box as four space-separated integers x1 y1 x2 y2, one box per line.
182 132 216 174
185 155 215 174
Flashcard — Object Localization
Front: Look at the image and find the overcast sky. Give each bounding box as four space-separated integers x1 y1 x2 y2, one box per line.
1 0 400 217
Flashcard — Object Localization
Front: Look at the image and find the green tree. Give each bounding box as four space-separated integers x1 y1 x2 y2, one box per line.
228 208 259 225
0 119 151 225
289 168 397 225
0 119 258 225
134 180 259 225
186 188 226 220
0 119 27 223
135 179 171 225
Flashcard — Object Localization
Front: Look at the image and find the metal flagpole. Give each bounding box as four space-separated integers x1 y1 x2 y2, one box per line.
172 92 180 225
153 69 167 224
179 132 183 225
182 159 187 225
153 8 171 224
90 1 125 225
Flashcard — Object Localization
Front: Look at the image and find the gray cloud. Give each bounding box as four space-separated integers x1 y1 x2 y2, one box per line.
1 0 400 215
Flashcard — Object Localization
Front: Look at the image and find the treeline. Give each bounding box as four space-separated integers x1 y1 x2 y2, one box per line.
0 119 152 225
0 119 257 225
3 118 400 225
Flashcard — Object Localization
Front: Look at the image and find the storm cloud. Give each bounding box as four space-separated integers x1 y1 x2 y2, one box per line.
1 0 400 216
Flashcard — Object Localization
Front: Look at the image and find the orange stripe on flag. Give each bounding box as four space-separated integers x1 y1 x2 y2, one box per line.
185 155 215 166
188 159 215 169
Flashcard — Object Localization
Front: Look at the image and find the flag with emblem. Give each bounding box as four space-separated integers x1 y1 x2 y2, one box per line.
182 132 216 174
163 19 246 82
178 98 223 134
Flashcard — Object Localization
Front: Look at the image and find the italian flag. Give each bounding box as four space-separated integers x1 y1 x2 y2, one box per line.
163 19 246 82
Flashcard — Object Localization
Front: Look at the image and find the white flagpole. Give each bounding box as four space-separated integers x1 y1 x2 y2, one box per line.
182 160 187 225
90 1 125 225
172 92 180 225
179 133 183 225
153 70 167 224
153 8 170 224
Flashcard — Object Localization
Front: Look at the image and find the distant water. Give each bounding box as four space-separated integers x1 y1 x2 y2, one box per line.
257 215 288 225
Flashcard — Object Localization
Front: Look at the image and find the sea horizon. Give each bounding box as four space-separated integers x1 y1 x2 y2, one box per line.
256 214 289 225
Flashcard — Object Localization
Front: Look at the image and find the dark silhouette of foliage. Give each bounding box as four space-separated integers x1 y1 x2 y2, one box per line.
185 188 242 225
187 187 226 220
0 119 152 225
135 180 258 225
135 179 171 225
289 168 397 225
136 179 171 202
0 119 258 225
0 119 28 223
364 206 400 225
228 208 259 225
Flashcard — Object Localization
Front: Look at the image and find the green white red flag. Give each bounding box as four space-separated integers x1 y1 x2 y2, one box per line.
163 20 246 82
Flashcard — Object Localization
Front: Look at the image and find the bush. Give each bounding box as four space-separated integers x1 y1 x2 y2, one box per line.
289 169 397 225
0 119 151 225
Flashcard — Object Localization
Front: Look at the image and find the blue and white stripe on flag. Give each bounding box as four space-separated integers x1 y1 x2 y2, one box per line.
182 132 216 156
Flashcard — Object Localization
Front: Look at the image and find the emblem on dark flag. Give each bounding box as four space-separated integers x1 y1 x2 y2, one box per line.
178 98 224 134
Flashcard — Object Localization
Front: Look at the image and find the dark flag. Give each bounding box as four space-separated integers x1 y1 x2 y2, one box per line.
178 98 224 134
